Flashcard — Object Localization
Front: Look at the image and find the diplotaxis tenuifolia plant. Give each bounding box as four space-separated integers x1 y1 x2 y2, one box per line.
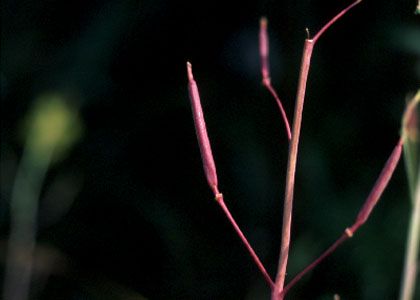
185 0 417 299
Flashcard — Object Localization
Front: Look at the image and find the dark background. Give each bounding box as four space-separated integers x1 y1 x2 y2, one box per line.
1 0 419 299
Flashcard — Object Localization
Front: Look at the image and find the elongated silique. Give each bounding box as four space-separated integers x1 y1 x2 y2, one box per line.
187 62 219 195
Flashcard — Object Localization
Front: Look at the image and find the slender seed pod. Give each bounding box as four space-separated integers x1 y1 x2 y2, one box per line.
350 138 403 233
187 62 219 195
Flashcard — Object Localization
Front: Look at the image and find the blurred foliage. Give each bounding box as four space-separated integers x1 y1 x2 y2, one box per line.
2 93 83 300
22 93 82 164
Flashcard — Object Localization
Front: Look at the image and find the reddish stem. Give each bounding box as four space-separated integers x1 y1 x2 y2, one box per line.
273 39 314 298
263 82 292 141
259 17 292 140
216 192 275 289
272 1 362 298
280 138 403 298
312 0 362 43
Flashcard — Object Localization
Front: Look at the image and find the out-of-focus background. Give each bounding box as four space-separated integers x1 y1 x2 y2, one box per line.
1 0 419 299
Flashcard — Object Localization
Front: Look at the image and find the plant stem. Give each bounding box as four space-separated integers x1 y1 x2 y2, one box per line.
272 2 363 298
273 39 314 297
399 172 420 300
216 192 275 289
399 92 420 300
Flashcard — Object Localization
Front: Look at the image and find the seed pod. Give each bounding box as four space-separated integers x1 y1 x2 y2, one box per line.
351 138 403 232
187 62 219 195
